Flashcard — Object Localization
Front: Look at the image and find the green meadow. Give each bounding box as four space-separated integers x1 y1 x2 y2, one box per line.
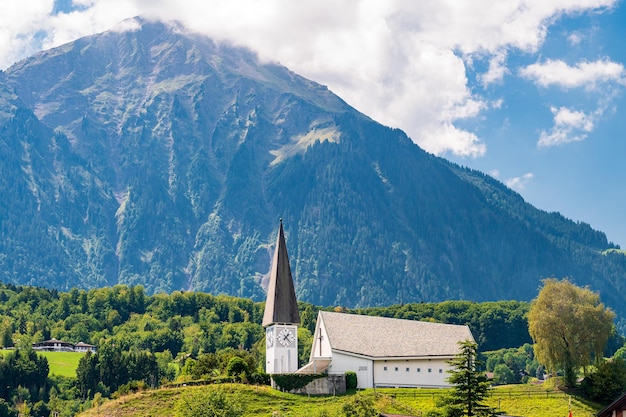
0 349 84 378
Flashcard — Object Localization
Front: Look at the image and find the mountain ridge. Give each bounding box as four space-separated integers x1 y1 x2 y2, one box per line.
1 18 625 322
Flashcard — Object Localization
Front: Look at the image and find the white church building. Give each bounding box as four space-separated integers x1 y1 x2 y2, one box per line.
263 219 475 390
298 310 475 389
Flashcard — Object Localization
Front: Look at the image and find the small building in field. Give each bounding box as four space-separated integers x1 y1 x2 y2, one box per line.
74 342 97 353
298 311 474 389
32 338 96 353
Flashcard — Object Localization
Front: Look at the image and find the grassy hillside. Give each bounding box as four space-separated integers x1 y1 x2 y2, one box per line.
37 351 84 377
76 383 601 417
0 349 83 378
78 384 347 417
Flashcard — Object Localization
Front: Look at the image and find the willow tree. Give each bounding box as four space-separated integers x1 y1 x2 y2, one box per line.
528 278 614 387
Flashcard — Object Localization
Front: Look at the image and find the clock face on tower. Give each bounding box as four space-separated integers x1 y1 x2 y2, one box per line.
277 328 296 346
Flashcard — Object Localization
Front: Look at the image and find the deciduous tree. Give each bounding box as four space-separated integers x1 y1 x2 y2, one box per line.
528 278 614 387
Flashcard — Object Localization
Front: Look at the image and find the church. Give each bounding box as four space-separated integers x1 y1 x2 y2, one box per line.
298 310 474 388
263 220 475 390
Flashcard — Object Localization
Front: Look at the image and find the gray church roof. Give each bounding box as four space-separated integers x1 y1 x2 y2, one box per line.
319 311 474 358
262 220 301 327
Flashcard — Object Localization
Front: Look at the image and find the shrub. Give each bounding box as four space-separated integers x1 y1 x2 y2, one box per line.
345 371 358 389
175 387 242 417
226 356 249 381
581 358 626 404
342 394 377 417
249 372 271 385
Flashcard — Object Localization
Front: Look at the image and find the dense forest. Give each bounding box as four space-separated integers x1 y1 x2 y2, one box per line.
0 283 623 416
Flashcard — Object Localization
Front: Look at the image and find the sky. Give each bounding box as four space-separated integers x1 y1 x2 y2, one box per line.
1 0 625 247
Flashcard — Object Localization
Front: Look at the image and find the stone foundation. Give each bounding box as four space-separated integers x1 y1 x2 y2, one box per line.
292 374 346 396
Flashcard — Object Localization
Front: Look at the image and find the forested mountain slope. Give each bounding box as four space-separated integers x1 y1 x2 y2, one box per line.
1 18 625 320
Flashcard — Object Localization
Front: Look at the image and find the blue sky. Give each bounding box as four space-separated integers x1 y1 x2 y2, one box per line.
451 5 626 247
1 0 625 246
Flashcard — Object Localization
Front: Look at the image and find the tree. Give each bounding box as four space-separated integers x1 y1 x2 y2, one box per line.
492 364 515 385
440 340 496 417
580 357 626 404
1 327 13 348
76 351 99 399
0 399 16 417
226 356 249 381
528 278 615 387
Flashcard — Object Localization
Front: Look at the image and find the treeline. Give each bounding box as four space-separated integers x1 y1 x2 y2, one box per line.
355 300 532 351
0 284 540 357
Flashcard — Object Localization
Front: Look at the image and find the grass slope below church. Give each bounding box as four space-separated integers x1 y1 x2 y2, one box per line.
0 350 83 377
78 384 347 417
76 383 601 417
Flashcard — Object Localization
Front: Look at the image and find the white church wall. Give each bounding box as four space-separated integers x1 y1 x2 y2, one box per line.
373 358 453 388
326 352 374 389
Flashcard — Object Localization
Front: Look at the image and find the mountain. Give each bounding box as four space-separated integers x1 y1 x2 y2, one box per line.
1 18 626 320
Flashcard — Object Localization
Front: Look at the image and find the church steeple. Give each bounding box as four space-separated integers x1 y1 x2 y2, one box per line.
263 219 300 327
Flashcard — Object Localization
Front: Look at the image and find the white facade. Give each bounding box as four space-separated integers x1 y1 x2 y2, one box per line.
322 351 453 389
372 357 451 388
326 352 374 389
266 324 298 374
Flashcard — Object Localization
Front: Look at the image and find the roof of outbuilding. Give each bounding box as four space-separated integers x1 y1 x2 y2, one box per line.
319 311 474 358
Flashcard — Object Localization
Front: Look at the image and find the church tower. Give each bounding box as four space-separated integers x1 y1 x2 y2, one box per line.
263 219 300 374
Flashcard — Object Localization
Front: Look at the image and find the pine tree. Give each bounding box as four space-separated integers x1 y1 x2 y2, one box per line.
440 340 496 417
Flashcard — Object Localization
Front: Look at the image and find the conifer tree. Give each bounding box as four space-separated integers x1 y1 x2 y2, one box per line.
441 340 496 417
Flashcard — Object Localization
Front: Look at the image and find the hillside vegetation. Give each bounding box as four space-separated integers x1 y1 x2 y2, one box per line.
74 383 600 417
0 283 533 356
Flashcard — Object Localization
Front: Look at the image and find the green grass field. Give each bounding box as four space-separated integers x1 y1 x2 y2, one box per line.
76 382 603 417
37 351 85 377
376 385 600 417
0 349 84 378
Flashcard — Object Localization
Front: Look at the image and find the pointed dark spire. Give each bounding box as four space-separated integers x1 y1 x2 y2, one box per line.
262 219 301 327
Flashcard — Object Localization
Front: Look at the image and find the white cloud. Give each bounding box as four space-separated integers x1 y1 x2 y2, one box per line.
520 59 626 90
506 173 534 191
0 1 54 68
568 32 583 46
481 50 509 86
0 0 620 158
538 106 595 147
